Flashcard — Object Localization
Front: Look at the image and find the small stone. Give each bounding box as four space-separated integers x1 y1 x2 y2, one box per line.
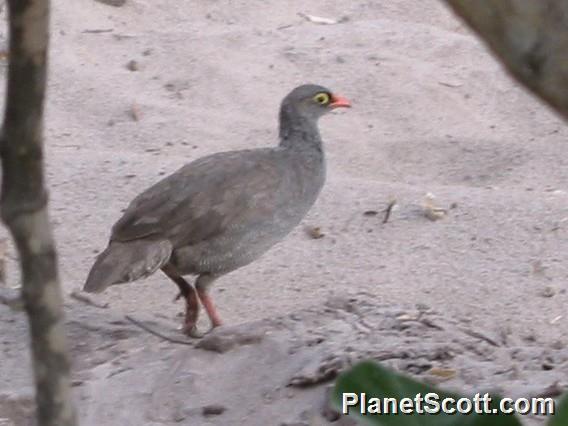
126 60 139 71
305 226 325 239
542 362 555 371
541 286 555 298
202 404 226 416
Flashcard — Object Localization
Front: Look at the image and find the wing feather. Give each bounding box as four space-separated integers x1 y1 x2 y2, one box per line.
111 148 296 247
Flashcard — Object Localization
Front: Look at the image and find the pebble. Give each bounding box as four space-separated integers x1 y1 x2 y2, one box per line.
540 286 556 298
126 60 139 71
202 404 227 416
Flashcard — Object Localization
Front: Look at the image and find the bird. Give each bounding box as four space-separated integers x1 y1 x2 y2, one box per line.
83 84 351 336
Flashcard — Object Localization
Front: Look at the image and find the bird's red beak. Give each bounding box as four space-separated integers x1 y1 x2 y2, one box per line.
330 94 351 109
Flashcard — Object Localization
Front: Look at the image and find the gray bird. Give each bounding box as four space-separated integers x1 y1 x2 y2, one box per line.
84 84 351 336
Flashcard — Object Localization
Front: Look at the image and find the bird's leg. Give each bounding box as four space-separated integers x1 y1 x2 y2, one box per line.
161 264 202 337
196 274 223 328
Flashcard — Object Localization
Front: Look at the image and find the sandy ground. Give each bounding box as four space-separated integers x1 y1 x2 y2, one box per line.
2 0 568 425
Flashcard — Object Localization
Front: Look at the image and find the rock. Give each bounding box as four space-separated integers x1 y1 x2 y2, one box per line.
289 353 351 387
320 385 342 422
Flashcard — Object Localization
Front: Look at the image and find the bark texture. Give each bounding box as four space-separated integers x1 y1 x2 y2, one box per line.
444 0 568 120
0 0 77 425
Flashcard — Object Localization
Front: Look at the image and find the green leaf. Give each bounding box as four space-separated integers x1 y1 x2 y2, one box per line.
548 391 568 426
332 361 523 426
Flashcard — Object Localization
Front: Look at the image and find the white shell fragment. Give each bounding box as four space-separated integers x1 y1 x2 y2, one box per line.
423 192 447 221
297 12 339 25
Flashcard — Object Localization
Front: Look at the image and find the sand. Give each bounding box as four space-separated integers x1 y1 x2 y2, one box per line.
1 0 568 425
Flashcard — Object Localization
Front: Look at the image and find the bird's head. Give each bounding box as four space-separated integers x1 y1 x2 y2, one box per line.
281 84 351 121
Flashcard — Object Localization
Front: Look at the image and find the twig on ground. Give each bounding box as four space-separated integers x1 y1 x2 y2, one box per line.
438 81 463 88
461 328 500 347
125 315 194 345
297 12 339 25
419 317 445 331
69 290 109 309
107 366 133 379
383 198 397 223
82 29 113 34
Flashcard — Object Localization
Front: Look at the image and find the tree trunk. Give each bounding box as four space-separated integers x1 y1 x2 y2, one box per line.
0 0 78 425
444 0 568 120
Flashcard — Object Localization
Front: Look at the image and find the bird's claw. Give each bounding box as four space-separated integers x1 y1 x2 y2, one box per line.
184 324 214 338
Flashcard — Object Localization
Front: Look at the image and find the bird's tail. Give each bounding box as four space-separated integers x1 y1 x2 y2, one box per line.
83 240 173 293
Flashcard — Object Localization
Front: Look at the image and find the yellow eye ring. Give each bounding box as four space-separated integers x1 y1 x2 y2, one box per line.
313 92 330 105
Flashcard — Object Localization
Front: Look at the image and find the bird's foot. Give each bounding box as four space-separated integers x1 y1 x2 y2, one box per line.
183 324 206 338
183 323 222 338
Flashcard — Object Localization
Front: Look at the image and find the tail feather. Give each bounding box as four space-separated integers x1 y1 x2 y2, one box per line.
84 240 173 293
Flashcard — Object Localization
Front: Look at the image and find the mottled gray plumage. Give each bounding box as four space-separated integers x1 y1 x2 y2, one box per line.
84 84 350 333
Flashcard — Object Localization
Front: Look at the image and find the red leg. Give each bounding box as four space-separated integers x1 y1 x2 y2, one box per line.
197 287 223 328
161 264 201 335
182 286 200 333
196 274 223 328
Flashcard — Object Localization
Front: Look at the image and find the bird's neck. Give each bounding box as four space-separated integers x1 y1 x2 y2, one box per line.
278 105 322 153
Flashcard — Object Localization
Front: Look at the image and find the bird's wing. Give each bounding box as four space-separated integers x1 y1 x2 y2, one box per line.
110 148 296 246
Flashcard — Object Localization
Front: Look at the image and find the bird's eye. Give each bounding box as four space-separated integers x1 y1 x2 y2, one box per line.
313 92 330 105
